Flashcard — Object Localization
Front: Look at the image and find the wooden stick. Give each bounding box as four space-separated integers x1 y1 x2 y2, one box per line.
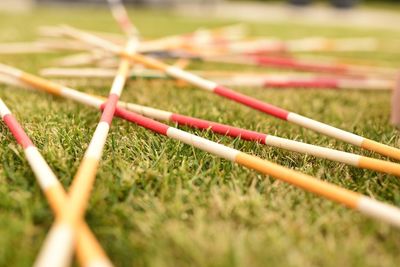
194 37 378 54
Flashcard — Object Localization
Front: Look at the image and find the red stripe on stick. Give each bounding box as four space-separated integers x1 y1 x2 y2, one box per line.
170 113 267 143
214 85 289 120
118 17 133 31
255 56 348 74
100 94 119 124
3 114 34 149
114 107 169 135
264 79 339 89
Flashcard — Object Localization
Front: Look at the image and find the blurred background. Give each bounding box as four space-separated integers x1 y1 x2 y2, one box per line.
4 0 400 8
3 1 400 31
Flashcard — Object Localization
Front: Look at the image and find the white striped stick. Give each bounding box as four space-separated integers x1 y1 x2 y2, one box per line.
196 37 378 55
39 67 394 90
1 67 400 229
1 67 400 178
0 42 54 54
57 26 400 162
0 99 113 267
213 75 394 90
39 26 126 45
0 40 94 54
52 51 112 67
40 67 167 79
200 55 397 79
286 37 378 52
32 39 137 267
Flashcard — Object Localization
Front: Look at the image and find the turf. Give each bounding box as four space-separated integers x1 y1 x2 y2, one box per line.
1 5 400 267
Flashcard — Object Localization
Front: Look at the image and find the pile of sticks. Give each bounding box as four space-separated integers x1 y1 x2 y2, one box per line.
0 0 399 266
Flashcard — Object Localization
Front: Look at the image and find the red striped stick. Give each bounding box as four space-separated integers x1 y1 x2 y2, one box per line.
213 76 393 90
39 26 127 45
1 68 400 178
256 56 353 74
0 99 113 267
265 78 339 89
284 37 377 52
199 37 377 55
41 67 167 80
1 68 400 229
0 40 96 54
39 67 394 91
33 39 137 267
53 52 112 67
203 55 396 78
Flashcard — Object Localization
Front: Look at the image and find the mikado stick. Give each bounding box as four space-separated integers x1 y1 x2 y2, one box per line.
213 75 393 90
40 67 393 90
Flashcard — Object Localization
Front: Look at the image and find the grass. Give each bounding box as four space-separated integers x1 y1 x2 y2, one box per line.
1 5 400 267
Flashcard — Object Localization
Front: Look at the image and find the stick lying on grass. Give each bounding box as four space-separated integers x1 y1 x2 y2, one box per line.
0 40 95 54
214 75 393 90
264 37 378 53
0 42 56 54
0 99 113 267
33 39 137 267
1 65 400 178
202 55 397 78
57 26 400 161
39 26 127 45
186 37 378 56
53 52 113 67
40 67 393 90
1 68 400 229
41 67 166 79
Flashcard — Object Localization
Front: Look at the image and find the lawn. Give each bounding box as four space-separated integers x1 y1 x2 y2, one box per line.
0 5 400 267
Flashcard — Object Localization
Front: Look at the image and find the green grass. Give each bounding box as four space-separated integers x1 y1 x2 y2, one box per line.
1 5 400 267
